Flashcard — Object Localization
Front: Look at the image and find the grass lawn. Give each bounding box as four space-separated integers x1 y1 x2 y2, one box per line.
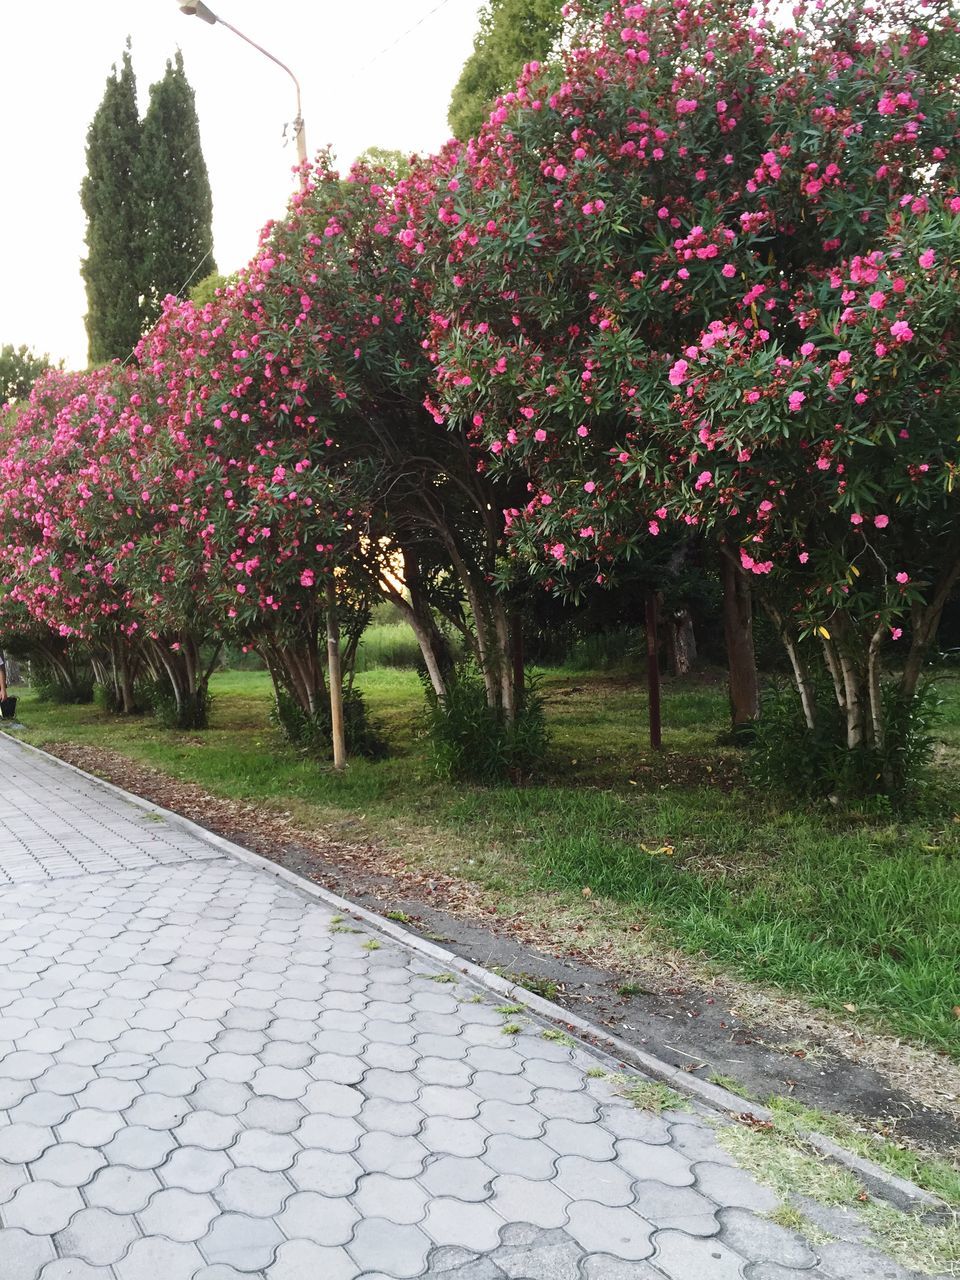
9 663 960 1058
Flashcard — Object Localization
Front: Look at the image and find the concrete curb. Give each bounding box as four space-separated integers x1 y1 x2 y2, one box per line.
4 730 948 1217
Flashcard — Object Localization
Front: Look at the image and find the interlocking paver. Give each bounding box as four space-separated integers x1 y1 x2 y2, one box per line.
0 738 928 1280
54 1207 141 1265
652 1230 748 1278
139 1188 220 1242
0 1227 57 1280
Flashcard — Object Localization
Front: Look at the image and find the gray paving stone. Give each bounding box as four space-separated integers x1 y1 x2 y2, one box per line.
296 1113 363 1152
652 1231 748 1278
552 1154 634 1207
352 1172 430 1225
0 1122 55 1162
114 1237 206 1280
241 1097 305 1134
85 1166 161 1213
229 1129 299 1172
565 1203 655 1261
39 1261 119 1280
356 1131 430 1177
200 1213 285 1270
3 1181 84 1233
491 1225 584 1280
348 1217 432 1277
0 1227 57 1280
139 1187 219 1242
420 1116 489 1157
483 1134 558 1180
103 1125 178 1170
423 1198 504 1251
11 1091 74 1126
159 1146 233 1192
276 1190 360 1245
719 1208 816 1267
54 1207 141 1265
744 1267 830 1280
421 1154 494 1202
57 1107 125 1146
29 1141 106 1187
817 1242 918 1279
215 1168 295 1217
266 1240 360 1279
487 1173 571 1228
616 1139 695 1187
580 1256 668 1279
288 1148 364 1196
696 1162 781 1213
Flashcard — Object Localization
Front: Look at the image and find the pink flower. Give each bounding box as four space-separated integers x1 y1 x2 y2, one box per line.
549 543 566 561
695 470 713 490
721 263 736 279
668 359 689 386
919 249 935 269
534 429 547 442
300 569 315 588
850 513 864 525
868 291 886 309
837 350 851 365
890 627 903 640
788 391 806 412
577 425 589 438
799 552 809 564
648 520 660 536
890 320 913 342
490 440 503 455
800 342 816 357
874 514 889 529
896 572 909 584
579 526 594 538
540 494 552 505
583 481 596 493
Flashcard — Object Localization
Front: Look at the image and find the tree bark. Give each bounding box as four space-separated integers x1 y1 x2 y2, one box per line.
719 548 760 728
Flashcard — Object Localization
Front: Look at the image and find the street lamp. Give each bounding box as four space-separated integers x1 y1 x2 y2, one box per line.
176 1 307 166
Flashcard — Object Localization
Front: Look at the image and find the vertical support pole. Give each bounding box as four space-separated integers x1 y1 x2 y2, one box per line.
645 590 663 751
325 576 346 770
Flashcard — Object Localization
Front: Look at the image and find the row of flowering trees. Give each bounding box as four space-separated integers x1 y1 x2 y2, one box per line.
1 0 958 791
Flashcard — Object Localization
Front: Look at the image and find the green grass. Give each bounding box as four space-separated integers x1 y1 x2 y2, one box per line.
9 665 960 1056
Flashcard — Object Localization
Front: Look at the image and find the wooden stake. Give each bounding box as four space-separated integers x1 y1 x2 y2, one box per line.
645 590 663 751
325 577 346 770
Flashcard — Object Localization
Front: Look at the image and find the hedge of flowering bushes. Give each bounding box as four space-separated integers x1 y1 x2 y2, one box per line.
1 0 958 790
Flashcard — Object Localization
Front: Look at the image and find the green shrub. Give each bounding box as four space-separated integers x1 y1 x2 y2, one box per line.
271 685 388 760
32 664 94 705
752 678 940 806
146 679 213 731
423 666 549 784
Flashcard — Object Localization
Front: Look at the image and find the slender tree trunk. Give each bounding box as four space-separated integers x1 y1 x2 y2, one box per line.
719 548 760 728
326 578 346 770
767 607 816 731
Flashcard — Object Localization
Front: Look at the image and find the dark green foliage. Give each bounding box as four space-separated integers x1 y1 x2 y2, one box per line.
93 681 150 716
145 677 213 730
81 47 143 365
138 52 216 325
423 667 549 784
272 687 388 761
448 0 566 140
32 665 93 705
751 680 941 807
0 345 53 406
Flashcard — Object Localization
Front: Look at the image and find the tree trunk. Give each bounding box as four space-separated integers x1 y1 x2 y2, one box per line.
666 607 697 677
719 548 760 728
645 591 663 750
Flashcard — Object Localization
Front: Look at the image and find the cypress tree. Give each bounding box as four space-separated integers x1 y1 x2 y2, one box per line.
138 52 216 326
81 45 143 366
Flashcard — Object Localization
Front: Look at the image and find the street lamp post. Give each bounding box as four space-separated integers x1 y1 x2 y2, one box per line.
177 1 307 167
174 2 347 769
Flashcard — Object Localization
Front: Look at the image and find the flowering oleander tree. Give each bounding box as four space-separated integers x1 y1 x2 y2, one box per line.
0 368 149 711
428 0 960 779
225 154 529 721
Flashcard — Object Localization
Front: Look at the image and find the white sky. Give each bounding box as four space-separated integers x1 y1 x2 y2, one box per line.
0 0 483 370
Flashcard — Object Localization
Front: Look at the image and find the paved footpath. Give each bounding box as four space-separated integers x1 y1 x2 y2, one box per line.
0 735 934 1279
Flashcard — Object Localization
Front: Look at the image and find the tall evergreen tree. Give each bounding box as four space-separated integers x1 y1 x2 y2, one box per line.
81 46 143 366
138 52 216 327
